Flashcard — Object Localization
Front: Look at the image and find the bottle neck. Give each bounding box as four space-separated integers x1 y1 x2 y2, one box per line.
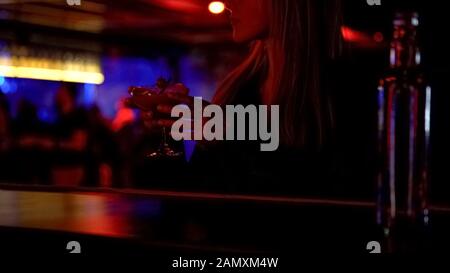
390 13 421 69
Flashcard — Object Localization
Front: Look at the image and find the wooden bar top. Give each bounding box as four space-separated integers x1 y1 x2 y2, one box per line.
0 185 449 254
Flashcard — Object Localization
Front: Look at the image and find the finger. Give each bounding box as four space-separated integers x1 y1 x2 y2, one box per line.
128 86 153 96
167 93 193 105
166 83 189 95
156 105 173 115
141 111 154 120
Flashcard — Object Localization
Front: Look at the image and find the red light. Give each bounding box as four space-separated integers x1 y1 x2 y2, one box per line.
209 1 225 14
341 26 381 49
373 32 384 43
341 26 360 42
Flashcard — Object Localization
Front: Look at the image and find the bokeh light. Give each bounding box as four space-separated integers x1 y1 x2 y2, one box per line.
208 1 225 14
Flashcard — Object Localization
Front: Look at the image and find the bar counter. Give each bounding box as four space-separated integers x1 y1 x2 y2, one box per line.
0 184 449 255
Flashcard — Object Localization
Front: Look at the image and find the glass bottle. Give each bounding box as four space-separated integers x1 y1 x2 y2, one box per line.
376 12 431 253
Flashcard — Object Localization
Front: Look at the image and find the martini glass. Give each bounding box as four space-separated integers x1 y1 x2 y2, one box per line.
128 79 183 159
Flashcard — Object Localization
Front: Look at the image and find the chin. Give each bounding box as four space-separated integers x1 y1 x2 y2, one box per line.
232 32 252 43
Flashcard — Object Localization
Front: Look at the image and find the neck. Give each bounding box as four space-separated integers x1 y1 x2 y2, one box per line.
390 13 420 69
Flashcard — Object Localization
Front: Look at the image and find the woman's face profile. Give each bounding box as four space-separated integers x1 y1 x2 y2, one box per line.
225 0 269 43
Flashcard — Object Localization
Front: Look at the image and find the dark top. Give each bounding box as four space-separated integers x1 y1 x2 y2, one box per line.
188 77 334 196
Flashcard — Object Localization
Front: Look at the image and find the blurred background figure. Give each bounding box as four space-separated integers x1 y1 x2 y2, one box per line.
112 99 136 133
51 83 91 187
112 99 137 188
10 99 51 184
0 92 9 150
86 104 116 188
0 91 11 181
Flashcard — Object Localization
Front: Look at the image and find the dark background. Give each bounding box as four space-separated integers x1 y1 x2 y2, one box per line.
0 0 449 204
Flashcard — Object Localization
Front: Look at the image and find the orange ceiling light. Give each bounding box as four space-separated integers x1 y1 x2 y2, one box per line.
208 1 225 14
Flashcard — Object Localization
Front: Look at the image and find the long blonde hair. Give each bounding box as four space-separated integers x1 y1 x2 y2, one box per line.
213 0 342 149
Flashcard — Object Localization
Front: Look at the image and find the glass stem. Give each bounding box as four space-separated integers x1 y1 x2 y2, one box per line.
162 127 167 146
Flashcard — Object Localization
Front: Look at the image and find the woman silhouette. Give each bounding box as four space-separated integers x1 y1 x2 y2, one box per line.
138 0 343 193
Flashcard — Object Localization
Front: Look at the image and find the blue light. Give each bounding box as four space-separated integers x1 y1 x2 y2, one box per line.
178 53 217 161
38 109 55 123
0 79 17 94
81 83 97 106
0 76 5 86
1 80 10 94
